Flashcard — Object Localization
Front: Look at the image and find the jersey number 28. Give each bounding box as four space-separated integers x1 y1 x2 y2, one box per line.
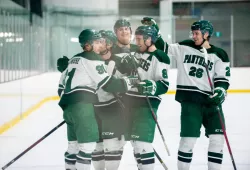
189 66 204 78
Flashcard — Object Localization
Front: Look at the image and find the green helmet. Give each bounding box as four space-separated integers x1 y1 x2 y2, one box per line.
135 25 158 43
113 19 132 33
99 30 117 45
191 20 214 37
78 29 102 47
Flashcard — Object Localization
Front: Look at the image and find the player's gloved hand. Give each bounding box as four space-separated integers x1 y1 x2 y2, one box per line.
119 55 139 74
121 55 139 67
208 87 226 105
137 80 157 95
122 75 140 91
57 56 69 72
141 17 161 38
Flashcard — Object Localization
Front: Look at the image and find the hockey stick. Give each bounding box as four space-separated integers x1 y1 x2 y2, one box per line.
2 121 65 170
129 52 171 156
203 47 237 170
154 148 168 170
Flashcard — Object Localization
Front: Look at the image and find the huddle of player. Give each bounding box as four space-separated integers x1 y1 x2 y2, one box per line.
57 17 230 170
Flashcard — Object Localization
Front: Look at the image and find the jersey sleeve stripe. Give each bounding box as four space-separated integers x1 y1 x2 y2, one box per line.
214 78 229 80
214 78 229 83
97 76 112 90
159 80 169 87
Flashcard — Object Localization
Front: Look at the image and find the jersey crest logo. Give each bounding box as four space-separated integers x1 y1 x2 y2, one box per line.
96 64 107 74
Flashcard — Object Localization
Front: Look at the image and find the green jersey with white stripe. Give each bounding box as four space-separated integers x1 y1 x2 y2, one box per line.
157 39 230 104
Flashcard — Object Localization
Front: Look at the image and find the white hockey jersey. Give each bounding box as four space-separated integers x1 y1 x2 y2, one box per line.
58 51 131 109
94 44 138 106
162 39 230 103
124 49 170 108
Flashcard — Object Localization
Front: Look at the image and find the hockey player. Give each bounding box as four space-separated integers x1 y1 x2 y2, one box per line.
112 19 138 53
111 19 140 142
142 17 230 170
121 25 170 170
91 19 140 170
92 30 128 170
58 29 139 170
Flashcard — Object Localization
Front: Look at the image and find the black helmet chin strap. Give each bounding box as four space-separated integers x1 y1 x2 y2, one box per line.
198 34 207 47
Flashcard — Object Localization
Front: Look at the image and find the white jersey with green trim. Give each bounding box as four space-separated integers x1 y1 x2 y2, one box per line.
65 54 108 94
58 51 112 107
95 44 138 105
166 40 230 103
126 49 170 98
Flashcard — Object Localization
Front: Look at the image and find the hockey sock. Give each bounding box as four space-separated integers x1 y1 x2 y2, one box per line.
104 138 123 170
140 151 155 170
208 134 224 170
92 142 105 170
134 152 141 169
131 141 154 170
76 142 96 170
65 141 78 170
177 137 197 170
105 150 122 170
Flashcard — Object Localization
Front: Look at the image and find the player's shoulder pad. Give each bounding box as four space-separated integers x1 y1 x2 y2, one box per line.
153 49 170 65
73 51 102 61
209 45 229 62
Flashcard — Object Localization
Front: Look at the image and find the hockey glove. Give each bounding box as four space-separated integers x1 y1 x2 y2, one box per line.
122 76 140 91
138 80 157 95
119 55 139 74
141 17 161 38
208 87 226 105
57 56 69 72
